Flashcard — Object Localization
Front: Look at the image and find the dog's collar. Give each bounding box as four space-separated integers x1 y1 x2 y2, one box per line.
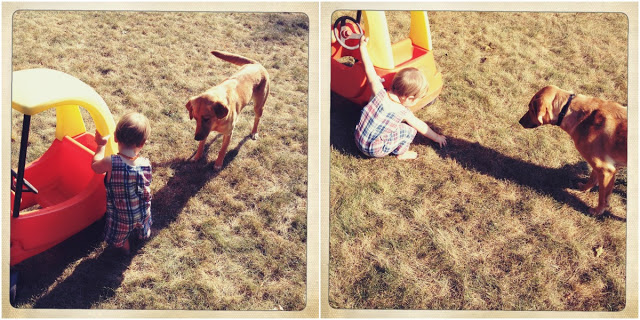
556 93 575 126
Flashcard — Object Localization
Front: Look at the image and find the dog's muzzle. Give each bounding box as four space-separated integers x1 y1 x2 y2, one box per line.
519 115 536 128
195 132 207 141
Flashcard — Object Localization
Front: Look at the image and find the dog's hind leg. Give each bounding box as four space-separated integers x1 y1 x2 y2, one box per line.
590 165 616 216
602 168 617 211
578 170 598 191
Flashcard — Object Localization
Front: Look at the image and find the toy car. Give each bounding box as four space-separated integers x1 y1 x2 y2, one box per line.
10 68 117 301
331 10 443 111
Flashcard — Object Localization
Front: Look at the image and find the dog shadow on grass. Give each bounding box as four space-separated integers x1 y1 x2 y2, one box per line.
184 134 252 167
153 134 251 230
330 93 626 221
13 136 252 308
424 128 627 222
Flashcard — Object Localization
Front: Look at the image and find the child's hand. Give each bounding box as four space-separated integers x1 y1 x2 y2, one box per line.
95 131 110 146
435 134 447 148
359 36 369 49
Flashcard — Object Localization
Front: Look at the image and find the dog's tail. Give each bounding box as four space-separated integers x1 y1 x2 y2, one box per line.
211 50 259 66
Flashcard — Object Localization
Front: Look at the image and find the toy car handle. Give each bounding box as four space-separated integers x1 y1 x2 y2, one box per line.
333 16 364 51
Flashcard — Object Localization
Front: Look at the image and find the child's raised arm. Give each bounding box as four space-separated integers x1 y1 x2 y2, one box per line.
91 131 112 174
359 36 385 95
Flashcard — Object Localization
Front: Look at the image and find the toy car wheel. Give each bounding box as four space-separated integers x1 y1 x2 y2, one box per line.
333 16 364 50
10 270 18 305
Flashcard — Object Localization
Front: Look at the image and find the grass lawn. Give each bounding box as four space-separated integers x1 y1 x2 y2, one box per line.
10 11 308 310
329 10 628 311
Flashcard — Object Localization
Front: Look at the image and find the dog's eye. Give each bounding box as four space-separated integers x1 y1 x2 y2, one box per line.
203 117 211 122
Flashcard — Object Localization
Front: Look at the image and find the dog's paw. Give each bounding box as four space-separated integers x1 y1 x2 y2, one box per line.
589 207 606 217
250 133 259 140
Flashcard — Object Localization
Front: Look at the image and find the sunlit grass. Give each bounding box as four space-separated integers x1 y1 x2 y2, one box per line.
330 11 627 311
11 11 308 310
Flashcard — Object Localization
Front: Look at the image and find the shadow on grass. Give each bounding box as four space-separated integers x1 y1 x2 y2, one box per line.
12 135 253 308
330 93 626 221
11 220 111 308
329 92 367 158
425 130 627 222
153 134 252 231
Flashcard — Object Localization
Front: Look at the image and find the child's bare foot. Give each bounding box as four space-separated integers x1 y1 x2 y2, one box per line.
121 239 131 256
396 150 418 160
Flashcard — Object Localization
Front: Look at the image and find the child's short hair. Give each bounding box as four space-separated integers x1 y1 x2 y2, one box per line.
115 112 150 147
390 67 428 99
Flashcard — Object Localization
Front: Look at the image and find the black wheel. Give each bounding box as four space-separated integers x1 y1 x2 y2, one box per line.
10 270 18 305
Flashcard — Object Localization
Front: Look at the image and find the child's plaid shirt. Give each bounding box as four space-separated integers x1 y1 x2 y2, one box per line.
103 155 152 247
354 89 417 157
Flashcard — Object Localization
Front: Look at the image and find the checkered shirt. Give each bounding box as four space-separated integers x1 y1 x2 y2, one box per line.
354 89 418 157
103 155 152 247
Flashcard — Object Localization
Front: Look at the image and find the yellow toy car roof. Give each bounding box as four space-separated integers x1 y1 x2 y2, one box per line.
12 68 117 155
362 11 433 70
12 68 107 115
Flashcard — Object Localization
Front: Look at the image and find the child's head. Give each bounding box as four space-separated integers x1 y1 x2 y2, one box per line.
390 68 428 107
115 112 150 148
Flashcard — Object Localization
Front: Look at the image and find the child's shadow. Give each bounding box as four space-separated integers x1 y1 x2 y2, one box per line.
14 136 253 308
15 160 218 308
29 236 134 308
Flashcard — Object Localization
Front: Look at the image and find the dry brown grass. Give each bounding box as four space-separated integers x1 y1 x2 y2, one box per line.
330 11 628 310
10 11 308 310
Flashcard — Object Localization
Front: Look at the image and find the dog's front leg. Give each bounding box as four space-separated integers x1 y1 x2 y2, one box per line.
194 139 206 161
214 133 232 170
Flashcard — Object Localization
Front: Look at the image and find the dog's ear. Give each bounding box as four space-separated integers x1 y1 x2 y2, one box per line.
552 91 573 110
186 100 194 120
551 95 564 116
213 103 229 119
534 99 546 125
531 91 553 126
524 96 541 125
